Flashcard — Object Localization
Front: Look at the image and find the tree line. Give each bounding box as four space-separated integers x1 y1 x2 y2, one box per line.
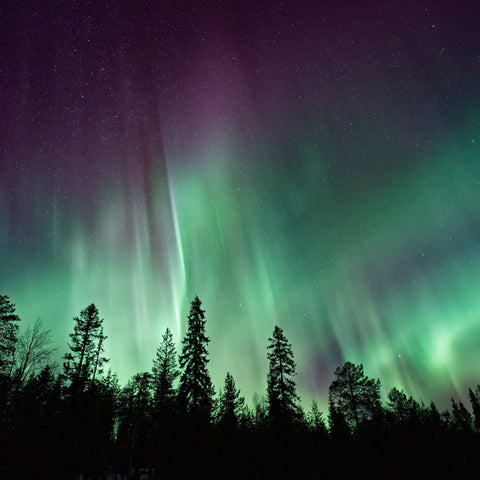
1 293 479 479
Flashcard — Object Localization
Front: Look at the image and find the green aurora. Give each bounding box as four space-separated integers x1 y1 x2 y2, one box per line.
2 1 480 411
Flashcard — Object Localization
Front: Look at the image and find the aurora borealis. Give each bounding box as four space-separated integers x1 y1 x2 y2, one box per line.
2 1 480 409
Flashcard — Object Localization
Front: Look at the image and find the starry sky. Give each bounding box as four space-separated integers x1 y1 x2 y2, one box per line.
2 0 480 409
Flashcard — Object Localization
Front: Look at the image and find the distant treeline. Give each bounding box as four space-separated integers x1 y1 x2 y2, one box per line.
0 294 479 479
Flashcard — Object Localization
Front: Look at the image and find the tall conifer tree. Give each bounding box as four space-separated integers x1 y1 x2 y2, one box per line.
64 304 108 391
152 327 178 412
0 295 21 378
266 326 299 423
178 296 213 418
218 372 244 426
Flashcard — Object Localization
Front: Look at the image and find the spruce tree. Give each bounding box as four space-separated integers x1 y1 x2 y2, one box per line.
428 400 443 430
178 296 214 418
307 400 328 435
218 372 244 427
0 295 21 378
328 361 381 431
266 325 299 423
468 386 480 432
152 327 178 412
64 304 108 392
450 398 472 432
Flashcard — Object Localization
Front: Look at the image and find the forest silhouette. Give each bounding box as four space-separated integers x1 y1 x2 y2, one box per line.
0 293 479 479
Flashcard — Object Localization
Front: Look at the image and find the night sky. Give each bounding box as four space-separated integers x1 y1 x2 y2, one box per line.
2 1 480 409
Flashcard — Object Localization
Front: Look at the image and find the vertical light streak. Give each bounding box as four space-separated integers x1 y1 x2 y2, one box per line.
166 165 187 335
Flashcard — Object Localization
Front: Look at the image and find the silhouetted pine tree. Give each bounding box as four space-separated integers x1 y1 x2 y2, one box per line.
216 373 248 480
148 328 180 478
152 326 178 413
266 326 300 424
386 387 421 427
0 294 21 378
264 327 301 480
450 398 472 432
218 372 244 427
63 304 108 392
428 400 443 430
307 400 328 435
468 386 480 432
328 361 381 431
0 294 21 463
178 296 214 418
